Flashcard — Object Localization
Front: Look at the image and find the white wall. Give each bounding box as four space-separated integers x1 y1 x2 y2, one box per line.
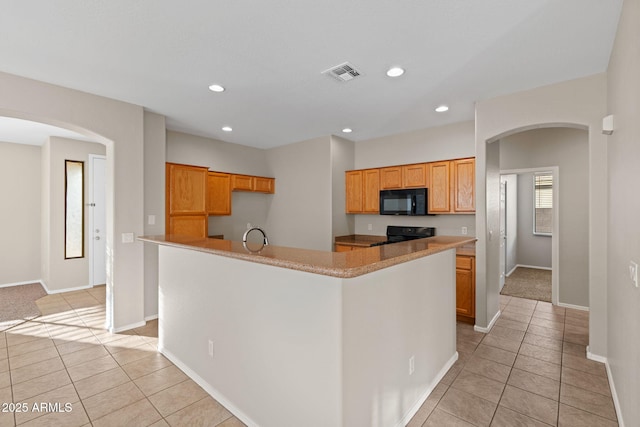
143 111 166 319
353 121 477 236
500 127 590 306
0 142 41 286
475 74 608 358
0 71 146 332
40 137 106 292
606 0 640 424
330 135 355 239
514 172 552 269
265 136 333 250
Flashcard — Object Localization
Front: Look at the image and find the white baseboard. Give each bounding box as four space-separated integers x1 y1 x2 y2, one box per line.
586 346 607 364
397 352 459 427
144 314 158 321
160 346 258 427
42 282 93 295
557 302 589 311
505 265 518 277
514 264 552 271
604 358 625 427
111 320 146 333
475 310 501 333
0 279 45 289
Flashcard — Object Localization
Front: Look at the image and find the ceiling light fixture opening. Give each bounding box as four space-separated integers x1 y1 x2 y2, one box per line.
386 67 405 77
342 128 353 133
209 84 225 92
222 126 233 132
435 105 449 113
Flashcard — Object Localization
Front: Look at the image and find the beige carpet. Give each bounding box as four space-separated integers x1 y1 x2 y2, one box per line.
0 282 47 326
501 267 552 302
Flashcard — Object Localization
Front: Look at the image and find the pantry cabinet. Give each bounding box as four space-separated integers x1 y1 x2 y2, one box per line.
166 163 208 238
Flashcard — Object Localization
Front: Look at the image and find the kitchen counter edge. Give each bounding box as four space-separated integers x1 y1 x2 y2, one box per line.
139 235 477 279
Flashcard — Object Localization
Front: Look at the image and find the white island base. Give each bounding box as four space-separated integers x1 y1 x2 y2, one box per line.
157 244 457 427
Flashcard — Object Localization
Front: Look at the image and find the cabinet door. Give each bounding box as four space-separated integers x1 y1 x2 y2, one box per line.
453 158 475 213
429 161 451 213
168 215 208 238
207 172 231 215
254 177 275 193
167 163 207 215
231 174 254 191
345 171 363 213
334 244 353 252
380 167 402 190
363 169 380 213
403 164 428 188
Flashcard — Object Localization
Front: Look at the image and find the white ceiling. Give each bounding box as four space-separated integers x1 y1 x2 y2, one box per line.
0 1 623 149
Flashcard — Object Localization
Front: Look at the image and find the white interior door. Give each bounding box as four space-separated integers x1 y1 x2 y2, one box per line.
499 179 507 290
89 155 106 286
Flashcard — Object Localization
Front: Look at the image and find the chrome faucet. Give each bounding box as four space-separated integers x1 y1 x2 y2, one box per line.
243 226 269 245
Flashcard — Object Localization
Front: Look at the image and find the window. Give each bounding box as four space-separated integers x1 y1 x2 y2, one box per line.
65 160 84 259
534 173 553 236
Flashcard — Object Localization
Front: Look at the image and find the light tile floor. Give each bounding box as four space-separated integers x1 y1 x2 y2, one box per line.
408 295 618 427
1 288 617 426
0 286 246 427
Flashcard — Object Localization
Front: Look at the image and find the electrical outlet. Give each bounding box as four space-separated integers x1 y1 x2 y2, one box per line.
461 227 468 235
630 261 638 288
148 215 156 225
368 224 373 231
121 233 134 243
247 223 252 229
409 355 415 375
208 340 214 358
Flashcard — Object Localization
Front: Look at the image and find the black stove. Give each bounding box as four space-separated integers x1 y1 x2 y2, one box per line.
371 226 436 246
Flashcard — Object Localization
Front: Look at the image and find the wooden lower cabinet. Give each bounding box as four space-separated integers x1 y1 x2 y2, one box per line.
335 244 355 252
456 255 475 323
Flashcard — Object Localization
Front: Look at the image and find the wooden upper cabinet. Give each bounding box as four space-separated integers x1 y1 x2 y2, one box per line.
345 169 379 214
345 170 364 213
403 163 428 188
207 172 231 216
429 161 451 213
363 169 380 213
167 163 207 215
254 177 275 194
231 174 254 191
453 158 475 213
380 167 403 190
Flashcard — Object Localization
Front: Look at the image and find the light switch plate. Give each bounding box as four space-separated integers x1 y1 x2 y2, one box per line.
122 232 134 244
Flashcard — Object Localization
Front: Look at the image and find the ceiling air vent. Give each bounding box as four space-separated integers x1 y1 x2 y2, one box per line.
322 62 363 82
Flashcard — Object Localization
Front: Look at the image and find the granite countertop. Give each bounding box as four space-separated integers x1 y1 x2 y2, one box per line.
139 235 477 279
336 234 476 256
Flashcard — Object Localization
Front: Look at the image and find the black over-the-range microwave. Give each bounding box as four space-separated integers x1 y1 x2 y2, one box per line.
379 188 431 216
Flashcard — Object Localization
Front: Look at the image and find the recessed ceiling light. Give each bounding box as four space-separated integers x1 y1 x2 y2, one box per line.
208 84 225 92
386 67 405 77
342 128 353 133
435 105 449 113
222 126 232 132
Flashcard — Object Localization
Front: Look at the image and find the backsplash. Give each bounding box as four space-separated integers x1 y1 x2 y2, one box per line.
353 214 475 237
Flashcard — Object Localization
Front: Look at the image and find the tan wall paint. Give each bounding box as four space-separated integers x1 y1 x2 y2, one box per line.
0 142 41 286
0 71 145 332
475 74 608 359
606 0 640 424
500 127 590 305
41 137 106 292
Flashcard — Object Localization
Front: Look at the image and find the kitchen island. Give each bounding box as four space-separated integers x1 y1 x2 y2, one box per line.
140 235 475 427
